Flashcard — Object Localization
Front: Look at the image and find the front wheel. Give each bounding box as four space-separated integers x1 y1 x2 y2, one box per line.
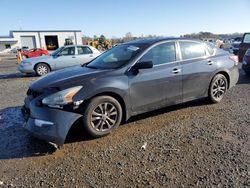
82 96 123 138
208 74 228 103
35 63 50 76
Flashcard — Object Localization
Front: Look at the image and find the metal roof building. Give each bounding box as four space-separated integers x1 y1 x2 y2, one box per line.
0 30 82 53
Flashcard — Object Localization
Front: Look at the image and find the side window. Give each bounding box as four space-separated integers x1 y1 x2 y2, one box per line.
77 46 92 55
179 41 206 60
60 47 75 56
140 42 176 65
243 34 250 43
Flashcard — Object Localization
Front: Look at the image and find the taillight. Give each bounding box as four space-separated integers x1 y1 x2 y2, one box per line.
229 54 238 65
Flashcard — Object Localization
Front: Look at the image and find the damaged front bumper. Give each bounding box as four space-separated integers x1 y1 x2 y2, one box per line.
22 96 82 147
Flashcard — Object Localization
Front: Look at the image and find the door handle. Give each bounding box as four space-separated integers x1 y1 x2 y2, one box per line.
172 68 181 74
207 60 213 65
89 54 93 57
72 56 76 58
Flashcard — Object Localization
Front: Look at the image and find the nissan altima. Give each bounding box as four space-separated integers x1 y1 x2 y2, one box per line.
22 38 239 147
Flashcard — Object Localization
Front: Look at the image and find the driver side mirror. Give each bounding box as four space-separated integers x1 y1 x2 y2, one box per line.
133 60 153 69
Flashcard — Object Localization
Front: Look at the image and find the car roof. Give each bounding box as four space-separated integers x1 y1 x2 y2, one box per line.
125 37 203 46
62 45 91 48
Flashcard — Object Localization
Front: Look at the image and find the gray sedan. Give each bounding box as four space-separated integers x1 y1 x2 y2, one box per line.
18 45 101 76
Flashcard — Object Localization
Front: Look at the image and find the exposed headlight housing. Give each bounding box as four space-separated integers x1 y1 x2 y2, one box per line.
42 86 82 106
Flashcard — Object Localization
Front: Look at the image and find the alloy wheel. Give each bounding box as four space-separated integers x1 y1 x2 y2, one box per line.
91 102 118 132
37 65 48 75
212 78 226 99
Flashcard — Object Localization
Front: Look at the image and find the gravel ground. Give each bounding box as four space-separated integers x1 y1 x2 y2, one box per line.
0 59 249 187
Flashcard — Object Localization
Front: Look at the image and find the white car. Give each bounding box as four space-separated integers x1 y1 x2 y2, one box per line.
18 45 101 76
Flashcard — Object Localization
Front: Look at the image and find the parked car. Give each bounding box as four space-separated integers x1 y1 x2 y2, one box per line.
239 33 250 62
21 38 239 147
230 37 242 55
21 48 49 59
18 45 101 76
242 48 250 75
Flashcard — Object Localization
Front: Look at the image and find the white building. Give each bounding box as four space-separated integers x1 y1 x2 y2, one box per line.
0 30 83 53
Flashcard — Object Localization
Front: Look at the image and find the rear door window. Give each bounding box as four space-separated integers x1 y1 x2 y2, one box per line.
179 41 206 60
243 34 250 43
77 46 92 55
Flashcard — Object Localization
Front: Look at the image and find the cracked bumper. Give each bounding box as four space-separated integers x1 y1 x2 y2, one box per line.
22 96 82 146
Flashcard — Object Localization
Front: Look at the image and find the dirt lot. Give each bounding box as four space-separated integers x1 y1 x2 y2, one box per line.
0 59 249 187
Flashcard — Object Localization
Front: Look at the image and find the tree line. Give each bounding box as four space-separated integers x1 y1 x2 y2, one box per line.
82 31 244 45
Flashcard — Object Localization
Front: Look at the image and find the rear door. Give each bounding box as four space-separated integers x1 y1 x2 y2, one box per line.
129 41 182 113
76 46 96 65
178 40 217 102
55 46 78 69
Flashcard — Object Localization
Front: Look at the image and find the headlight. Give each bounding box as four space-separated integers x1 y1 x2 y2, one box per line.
42 86 82 106
245 49 250 56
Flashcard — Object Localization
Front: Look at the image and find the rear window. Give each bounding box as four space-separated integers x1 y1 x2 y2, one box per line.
243 34 250 43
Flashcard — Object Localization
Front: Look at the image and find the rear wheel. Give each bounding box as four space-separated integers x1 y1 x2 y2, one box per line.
35 63 50 76
208 74 228 103
82 96 122 137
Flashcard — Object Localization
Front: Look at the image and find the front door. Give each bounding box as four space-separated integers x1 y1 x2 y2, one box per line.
129 41 182 114
55 46 78 69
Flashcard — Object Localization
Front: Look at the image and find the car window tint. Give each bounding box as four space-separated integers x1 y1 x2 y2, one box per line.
140 42 176 65
179 41 206 60
60 47 75 56
77 46 92 55
243 34 250 43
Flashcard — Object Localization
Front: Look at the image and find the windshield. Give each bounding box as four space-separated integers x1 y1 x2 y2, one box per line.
86 44 144 69
51 47 63 56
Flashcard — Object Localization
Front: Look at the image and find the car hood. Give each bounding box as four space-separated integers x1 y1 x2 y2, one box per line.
30 66 110 92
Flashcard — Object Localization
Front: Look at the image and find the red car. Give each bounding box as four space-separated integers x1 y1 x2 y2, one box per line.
21 48 49 59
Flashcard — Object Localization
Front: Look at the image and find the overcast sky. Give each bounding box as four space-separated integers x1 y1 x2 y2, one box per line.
0 0 249 38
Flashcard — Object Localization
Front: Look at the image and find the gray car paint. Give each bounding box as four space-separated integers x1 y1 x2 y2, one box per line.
22 38 239 146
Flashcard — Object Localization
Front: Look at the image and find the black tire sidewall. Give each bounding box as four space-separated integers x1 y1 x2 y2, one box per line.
209 74 228 103
82 96 122 137
35 63 50 76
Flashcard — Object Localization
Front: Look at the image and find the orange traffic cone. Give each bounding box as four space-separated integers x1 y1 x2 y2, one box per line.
16 51 23 64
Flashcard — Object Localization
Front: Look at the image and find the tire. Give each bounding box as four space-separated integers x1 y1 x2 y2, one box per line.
35 63 50 76
82 96 122 138
96 45 103 51
208 74 228 103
